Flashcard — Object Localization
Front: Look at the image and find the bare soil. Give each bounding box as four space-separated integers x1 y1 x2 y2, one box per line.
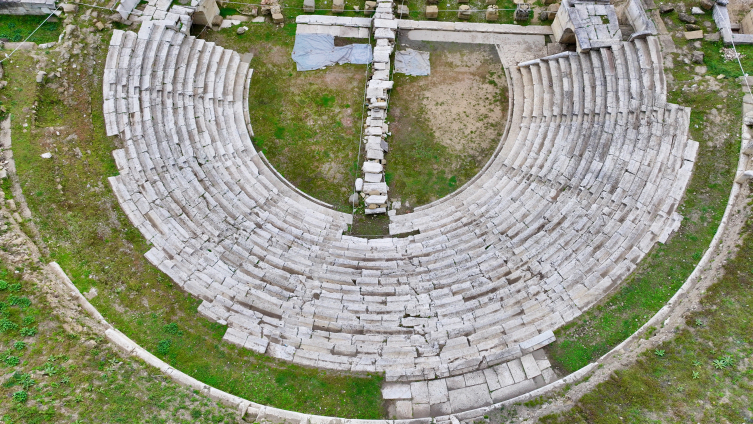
393 48 508 159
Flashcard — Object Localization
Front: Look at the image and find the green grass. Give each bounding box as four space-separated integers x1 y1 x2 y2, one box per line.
547 50 741 373
0 15 61 44
202 24 366 210
702 42 753 78
1 38 385 418
540 195 753 423
0 261 241 423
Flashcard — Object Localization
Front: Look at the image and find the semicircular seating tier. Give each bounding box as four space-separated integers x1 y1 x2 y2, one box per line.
103 23 696 387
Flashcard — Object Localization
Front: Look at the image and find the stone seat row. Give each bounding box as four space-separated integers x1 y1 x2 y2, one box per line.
104 25 353 241
101 25 694 391
102 25 561 379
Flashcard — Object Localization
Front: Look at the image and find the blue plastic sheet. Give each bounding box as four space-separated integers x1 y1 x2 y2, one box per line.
291 34 373 71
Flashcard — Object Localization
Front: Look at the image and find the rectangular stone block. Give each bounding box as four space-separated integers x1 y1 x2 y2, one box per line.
448 384 493 413
427 378 449 404
507 358 526 383
383 383 412 400
520 354 541 379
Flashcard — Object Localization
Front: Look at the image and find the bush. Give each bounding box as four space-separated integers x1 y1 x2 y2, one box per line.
0 318 19 333
12 390 28 403
156 339 171 355
20 327 37 337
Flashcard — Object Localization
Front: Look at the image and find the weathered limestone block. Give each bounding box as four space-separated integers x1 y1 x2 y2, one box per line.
333 0 344 13
362 161 384 174
458 4 471 19
397 4 409 17
193 0 221 26
486 5 499 21
426 5 438 18
303 0 315 13
365 1 377 15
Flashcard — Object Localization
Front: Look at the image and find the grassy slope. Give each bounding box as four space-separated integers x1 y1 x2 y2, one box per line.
546 29 747 372
539 196 753 423
0 262 241 424
2 31 384 420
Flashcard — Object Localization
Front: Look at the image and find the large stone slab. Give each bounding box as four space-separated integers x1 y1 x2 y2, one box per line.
448 383 493 412
383 383 412 399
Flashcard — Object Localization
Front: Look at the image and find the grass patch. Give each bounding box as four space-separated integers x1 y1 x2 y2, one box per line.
0 261 241 423
547 38 741 372
202 24 367 210
540 193 753 423
0 15 61 44
2 32 384 418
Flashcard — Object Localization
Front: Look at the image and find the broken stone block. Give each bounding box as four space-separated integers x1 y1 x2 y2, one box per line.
363 161 384 174
659 4 673 13
425 5 438 18
272 12 284 23
514 2 530 20
486 5 498 21
355 178 364 192
458 4 471 19
364 1 377 15
678 12 696 23
683 30 703 40
690 6 704 14
699 0 714 10
61 3 78 13
303 0 315 12
333 0 344 13
691 51 704 64
236 26 248 34
397 4 409 17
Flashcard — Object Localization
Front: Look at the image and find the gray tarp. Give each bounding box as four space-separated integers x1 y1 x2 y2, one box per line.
291 34 373 71
394 49 431 76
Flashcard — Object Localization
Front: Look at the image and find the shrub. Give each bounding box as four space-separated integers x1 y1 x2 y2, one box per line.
163 322 182 336
156 339 171 355
12 390 28 403
20 327 37 337
5 355 20 366
0 318 18 333
9 295 31 308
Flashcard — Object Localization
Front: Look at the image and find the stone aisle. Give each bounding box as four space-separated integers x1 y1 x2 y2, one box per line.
359 0 396 214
